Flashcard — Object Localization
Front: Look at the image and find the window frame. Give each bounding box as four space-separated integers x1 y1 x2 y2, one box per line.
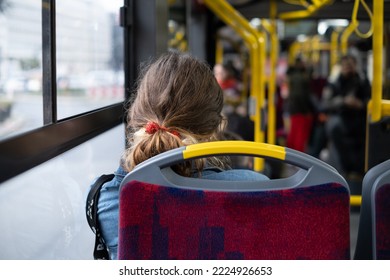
0 0 170 184
0 0 130 184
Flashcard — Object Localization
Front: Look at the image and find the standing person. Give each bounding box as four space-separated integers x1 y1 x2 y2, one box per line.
93 52 268 260
285 57 315 152
322 54 371 177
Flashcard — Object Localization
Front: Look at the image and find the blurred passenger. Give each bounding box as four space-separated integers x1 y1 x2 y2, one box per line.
307 70 328 158
285 57 315 152
213 61 241 114
225 104 254 141
93 52 268 260
321 54 371 176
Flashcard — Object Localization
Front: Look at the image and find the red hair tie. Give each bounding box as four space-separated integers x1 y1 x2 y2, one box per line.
145 122 180 137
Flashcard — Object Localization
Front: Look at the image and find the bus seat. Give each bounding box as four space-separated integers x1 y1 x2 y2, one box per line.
354 159 390 260
117 141 350 260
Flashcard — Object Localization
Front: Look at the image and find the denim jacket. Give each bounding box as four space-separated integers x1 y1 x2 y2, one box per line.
96 166 268 260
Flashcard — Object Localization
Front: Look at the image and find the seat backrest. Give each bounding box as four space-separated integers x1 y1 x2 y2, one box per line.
354 159 390 260
118 141 350 260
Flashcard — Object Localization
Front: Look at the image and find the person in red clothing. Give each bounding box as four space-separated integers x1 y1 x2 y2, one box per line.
285 57 315 152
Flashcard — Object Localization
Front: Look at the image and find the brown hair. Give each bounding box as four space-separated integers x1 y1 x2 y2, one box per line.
123 52 225 176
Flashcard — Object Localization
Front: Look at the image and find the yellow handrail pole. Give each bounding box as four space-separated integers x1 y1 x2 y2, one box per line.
340 23 357 55
262 19 278 145
216 38 224 64
278 0 332 20
330 29 340 70
371 0 384 122
268 0 278 145
203 0 265 171
255 31 267 171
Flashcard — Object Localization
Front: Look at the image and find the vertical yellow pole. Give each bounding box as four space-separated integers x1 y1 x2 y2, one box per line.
371 0 383 122
261 18 278 145
330 29 340 70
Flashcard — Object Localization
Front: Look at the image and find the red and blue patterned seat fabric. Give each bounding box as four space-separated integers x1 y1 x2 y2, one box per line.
376 184 390 259
118 181 350 260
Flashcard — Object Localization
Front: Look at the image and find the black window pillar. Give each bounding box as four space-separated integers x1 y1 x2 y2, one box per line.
133 0 168 70
42 0 57 124
186 0 215 63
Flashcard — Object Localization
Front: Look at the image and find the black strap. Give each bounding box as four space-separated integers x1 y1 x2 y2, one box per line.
86 174 115 260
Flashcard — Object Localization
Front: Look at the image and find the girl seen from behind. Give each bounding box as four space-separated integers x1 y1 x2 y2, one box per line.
95 52 268 259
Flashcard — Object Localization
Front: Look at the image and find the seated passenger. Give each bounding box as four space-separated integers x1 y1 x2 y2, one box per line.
94 52 268 260
213 61 241 115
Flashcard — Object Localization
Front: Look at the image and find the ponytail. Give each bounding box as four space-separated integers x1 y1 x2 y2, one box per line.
123 122 207 176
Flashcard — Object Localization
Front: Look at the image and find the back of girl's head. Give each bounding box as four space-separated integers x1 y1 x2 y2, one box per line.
124 52 224 175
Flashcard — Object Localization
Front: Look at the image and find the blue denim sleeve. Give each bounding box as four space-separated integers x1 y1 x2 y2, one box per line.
202 169 269 181
97 166 127 260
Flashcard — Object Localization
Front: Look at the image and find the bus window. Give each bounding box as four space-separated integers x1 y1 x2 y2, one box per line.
56 0 124 119
0 0 43 140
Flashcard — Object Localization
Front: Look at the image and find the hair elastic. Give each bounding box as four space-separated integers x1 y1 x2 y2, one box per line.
145 122 180 137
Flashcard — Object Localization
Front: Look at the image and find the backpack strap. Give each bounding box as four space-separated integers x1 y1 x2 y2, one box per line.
86 174 115 260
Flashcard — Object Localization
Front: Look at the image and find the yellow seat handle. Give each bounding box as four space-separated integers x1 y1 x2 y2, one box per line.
183 141 286 160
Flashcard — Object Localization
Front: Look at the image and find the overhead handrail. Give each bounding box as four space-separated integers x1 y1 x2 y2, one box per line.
278 0 333 20
203 0 267 171
351 0 373 39
283 0 309 7
341 0 373 55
